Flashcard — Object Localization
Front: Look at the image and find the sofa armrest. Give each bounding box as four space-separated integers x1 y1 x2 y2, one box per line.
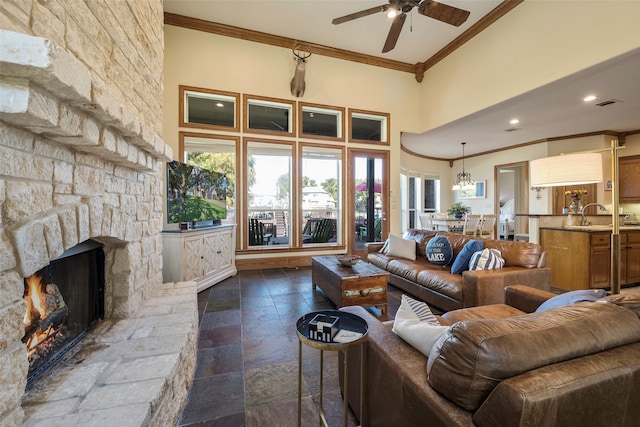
338 306 474 426
462 267 551 307
504 284 557 313
364 242 385 258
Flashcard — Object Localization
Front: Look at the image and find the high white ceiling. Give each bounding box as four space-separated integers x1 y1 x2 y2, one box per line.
163 0 640 159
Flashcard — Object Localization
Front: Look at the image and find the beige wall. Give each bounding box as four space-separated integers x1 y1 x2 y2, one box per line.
163 2 640 236
406 0 640 221
163 25 422 236
419 0 640 132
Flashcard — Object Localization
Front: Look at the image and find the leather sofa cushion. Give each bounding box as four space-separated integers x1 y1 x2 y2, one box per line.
367 252 394 270
416 269 463 302
484 240 542 268
473 341 640 427
441 303 525 324
599 292 640 318
427 302 640 411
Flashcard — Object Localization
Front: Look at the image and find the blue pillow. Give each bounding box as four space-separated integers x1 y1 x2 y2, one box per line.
426 235 453 266
451 239 484 274
535 289 607 312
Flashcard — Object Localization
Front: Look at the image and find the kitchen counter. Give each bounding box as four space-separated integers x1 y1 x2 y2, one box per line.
540 227 640 291
541 225 640 232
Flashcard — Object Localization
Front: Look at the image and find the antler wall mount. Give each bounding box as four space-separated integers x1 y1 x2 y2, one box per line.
290 41 312 97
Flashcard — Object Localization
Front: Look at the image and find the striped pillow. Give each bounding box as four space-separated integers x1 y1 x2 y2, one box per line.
469 248 505 270
392 294 449 357
403 294 440 325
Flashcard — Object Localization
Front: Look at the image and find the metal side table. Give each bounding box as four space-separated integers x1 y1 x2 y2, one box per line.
296 310 368 427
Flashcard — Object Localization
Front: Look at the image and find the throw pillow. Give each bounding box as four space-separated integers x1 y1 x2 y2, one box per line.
536 289 607 312
425 235 453 266
392 294 450 357
469 248 505 270
386 234 416 260
451 239 484 274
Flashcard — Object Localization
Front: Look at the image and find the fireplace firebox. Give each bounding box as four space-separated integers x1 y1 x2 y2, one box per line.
22 240 105 387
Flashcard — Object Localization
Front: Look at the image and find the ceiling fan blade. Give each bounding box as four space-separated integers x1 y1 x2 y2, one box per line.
332 5 386 25
382 13 407 53
418 1 470 27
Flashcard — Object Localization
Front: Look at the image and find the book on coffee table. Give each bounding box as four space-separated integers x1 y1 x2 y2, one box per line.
333 329 364 343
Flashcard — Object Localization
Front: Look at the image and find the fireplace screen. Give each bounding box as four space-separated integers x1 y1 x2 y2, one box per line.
22 240 105 385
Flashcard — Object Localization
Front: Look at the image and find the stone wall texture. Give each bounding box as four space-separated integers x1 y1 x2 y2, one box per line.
0 1 181 425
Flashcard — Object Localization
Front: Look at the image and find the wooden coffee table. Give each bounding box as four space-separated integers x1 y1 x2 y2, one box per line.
312 256 389 313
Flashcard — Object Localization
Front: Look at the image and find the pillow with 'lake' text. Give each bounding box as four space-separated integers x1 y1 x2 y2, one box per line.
425 235 453 266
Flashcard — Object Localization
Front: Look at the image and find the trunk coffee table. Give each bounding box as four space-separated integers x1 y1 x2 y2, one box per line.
312 255 389 313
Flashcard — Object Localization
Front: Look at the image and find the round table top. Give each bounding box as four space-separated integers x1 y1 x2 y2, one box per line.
296 310 368 351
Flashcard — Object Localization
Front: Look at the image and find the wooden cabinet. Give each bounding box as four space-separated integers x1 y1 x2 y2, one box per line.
162 225 237 292
589 233 611 289
540 229 640 291
620 155 640 202
624 232 640 284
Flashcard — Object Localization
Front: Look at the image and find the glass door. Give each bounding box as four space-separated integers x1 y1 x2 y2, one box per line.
349 149 389 257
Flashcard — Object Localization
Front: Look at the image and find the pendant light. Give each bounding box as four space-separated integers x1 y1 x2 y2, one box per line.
452 142 475 190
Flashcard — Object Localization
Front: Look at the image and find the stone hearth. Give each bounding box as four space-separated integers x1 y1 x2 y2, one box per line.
0 3 197 424
21 280 197 427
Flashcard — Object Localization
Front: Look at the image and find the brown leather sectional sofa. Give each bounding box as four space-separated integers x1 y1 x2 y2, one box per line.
365 229 551 311
340 286 640 427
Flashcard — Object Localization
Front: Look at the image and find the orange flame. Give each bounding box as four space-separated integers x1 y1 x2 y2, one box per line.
23 274 45 327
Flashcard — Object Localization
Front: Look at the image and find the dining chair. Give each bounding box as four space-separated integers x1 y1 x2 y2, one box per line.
419 213 434 230
478 214 497 239
462 214 482 238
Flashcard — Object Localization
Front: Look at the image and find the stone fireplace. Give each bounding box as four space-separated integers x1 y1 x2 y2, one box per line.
22 240 105 387
0 2 197 424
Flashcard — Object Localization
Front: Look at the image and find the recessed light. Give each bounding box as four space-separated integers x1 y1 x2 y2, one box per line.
510 119 520 125
583 95 597 102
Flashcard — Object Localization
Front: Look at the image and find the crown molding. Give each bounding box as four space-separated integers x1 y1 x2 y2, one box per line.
401 129 639 162
164 1 521 83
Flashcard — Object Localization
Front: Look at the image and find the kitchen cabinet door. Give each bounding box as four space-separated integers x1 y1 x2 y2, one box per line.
620 155 640 202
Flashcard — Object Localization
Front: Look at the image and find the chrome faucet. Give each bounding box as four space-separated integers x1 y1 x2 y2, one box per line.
580 203 606 226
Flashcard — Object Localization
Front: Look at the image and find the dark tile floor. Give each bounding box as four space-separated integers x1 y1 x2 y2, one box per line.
178 267 403 427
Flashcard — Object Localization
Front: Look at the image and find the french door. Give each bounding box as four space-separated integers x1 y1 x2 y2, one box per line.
348 149 389 257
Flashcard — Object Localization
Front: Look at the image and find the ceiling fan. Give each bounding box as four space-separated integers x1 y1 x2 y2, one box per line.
332 0 471 53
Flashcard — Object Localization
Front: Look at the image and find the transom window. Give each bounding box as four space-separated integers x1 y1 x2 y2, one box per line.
244 95 295 136
180 86 239 131
349 109 389 144
299 103 345 141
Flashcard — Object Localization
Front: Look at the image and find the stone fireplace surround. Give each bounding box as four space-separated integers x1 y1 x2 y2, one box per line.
1 31 197 426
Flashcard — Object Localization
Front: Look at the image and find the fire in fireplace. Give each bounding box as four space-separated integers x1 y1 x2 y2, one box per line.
22 240 105 386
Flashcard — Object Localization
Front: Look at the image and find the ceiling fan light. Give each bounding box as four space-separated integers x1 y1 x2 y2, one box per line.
387 9 398 18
